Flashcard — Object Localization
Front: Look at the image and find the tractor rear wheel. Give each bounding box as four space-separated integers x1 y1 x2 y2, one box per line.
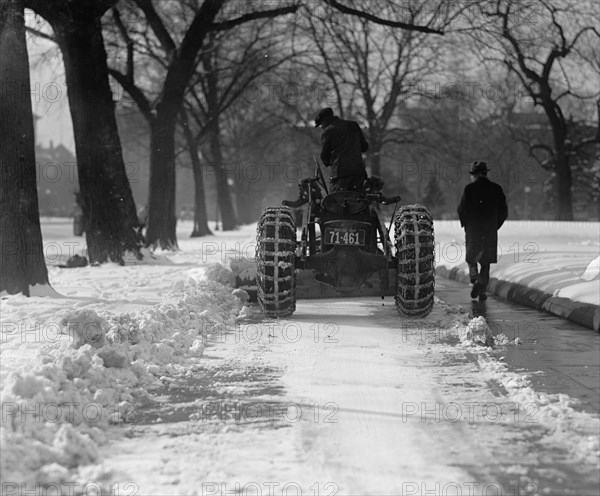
256 207 297 317
394 205 435 317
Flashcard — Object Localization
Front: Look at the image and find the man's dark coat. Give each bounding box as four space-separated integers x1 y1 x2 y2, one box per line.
457 176 508 264
320 117 369 178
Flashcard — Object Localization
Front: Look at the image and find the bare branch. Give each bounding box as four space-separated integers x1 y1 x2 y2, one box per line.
498 4 540 84
210 5 299 31
25 26 55 42
112 7 135 84
321 0 444 34
108 68 154 122
134 0 176 58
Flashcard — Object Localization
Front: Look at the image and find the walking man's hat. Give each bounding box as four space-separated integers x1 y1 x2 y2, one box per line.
469 161 489 174
314 107 334 127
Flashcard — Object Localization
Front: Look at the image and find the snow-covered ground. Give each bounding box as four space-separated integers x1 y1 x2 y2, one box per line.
1 219 599 495
434 221 600 307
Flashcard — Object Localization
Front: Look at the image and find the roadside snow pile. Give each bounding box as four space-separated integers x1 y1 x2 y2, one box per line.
201 262 236 287
200 260 257 289
493 333 511 346
1 277 247 487
230 259 257 283
432 301 496 346
451 313 600 467
458 316 493 346
448 313 600 468
456 316 521 347
480 357 600 467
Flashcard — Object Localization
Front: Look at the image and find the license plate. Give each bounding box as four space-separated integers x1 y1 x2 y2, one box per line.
325 228 365 246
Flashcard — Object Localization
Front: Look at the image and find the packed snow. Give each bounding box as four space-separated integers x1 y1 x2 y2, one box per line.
1 219 598 495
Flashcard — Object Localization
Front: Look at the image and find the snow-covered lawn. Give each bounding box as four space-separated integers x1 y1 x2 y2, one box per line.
434 220 600 306
1 219 598 494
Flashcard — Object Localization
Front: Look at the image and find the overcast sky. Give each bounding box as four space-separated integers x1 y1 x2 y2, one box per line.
27 15 75 152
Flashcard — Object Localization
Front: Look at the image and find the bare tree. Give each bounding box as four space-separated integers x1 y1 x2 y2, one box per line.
181 20 300 231
26 0 142 263
307 4 443 176
0 0 50 295
200 40 238 231
470 0 600 220
107 0 299 249
179 108 212 237
273 0 476 179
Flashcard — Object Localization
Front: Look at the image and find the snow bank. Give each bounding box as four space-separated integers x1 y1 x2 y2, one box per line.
1 273 247 488
580 255 600 281
434 220 600 307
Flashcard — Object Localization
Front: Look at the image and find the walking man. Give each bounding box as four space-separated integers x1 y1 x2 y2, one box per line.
315 107 369 192
457 161 508 301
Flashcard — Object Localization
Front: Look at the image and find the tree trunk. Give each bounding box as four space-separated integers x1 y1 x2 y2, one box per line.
0 0 49 295
146 117 179 248
142 0 224 248
192 159 212 237
235 180 258 224
536 80 574 220
202 42 238 231
208 123 238 231
370 150 381 177
51 10 141 263
180 109 211 237
367 130 382 177
553 133 574 221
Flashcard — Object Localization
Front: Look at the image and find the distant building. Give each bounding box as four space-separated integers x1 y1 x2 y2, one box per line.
34 114 79 217
33 107 200 219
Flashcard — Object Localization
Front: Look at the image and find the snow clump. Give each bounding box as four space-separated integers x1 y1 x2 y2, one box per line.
459 316 494 346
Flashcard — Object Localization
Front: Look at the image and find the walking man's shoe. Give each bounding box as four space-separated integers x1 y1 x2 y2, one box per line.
470 282 481 299
479 291 488 302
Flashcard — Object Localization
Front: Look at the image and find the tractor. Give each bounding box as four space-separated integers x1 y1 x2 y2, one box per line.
252 160 435 318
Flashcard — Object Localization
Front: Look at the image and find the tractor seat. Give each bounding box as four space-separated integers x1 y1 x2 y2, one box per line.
321 191 370 215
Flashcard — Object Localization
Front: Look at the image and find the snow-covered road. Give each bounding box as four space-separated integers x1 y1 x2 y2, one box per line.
2 220 599 496
99 298 599 496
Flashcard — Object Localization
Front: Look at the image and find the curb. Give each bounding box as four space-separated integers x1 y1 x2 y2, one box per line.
437 266 600 332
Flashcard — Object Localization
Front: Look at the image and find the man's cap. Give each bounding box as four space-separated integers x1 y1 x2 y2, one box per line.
314 107 334 127
469 161 489 174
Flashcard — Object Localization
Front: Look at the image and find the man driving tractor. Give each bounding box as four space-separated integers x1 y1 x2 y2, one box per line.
284 107 370 208
315 107 369 192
